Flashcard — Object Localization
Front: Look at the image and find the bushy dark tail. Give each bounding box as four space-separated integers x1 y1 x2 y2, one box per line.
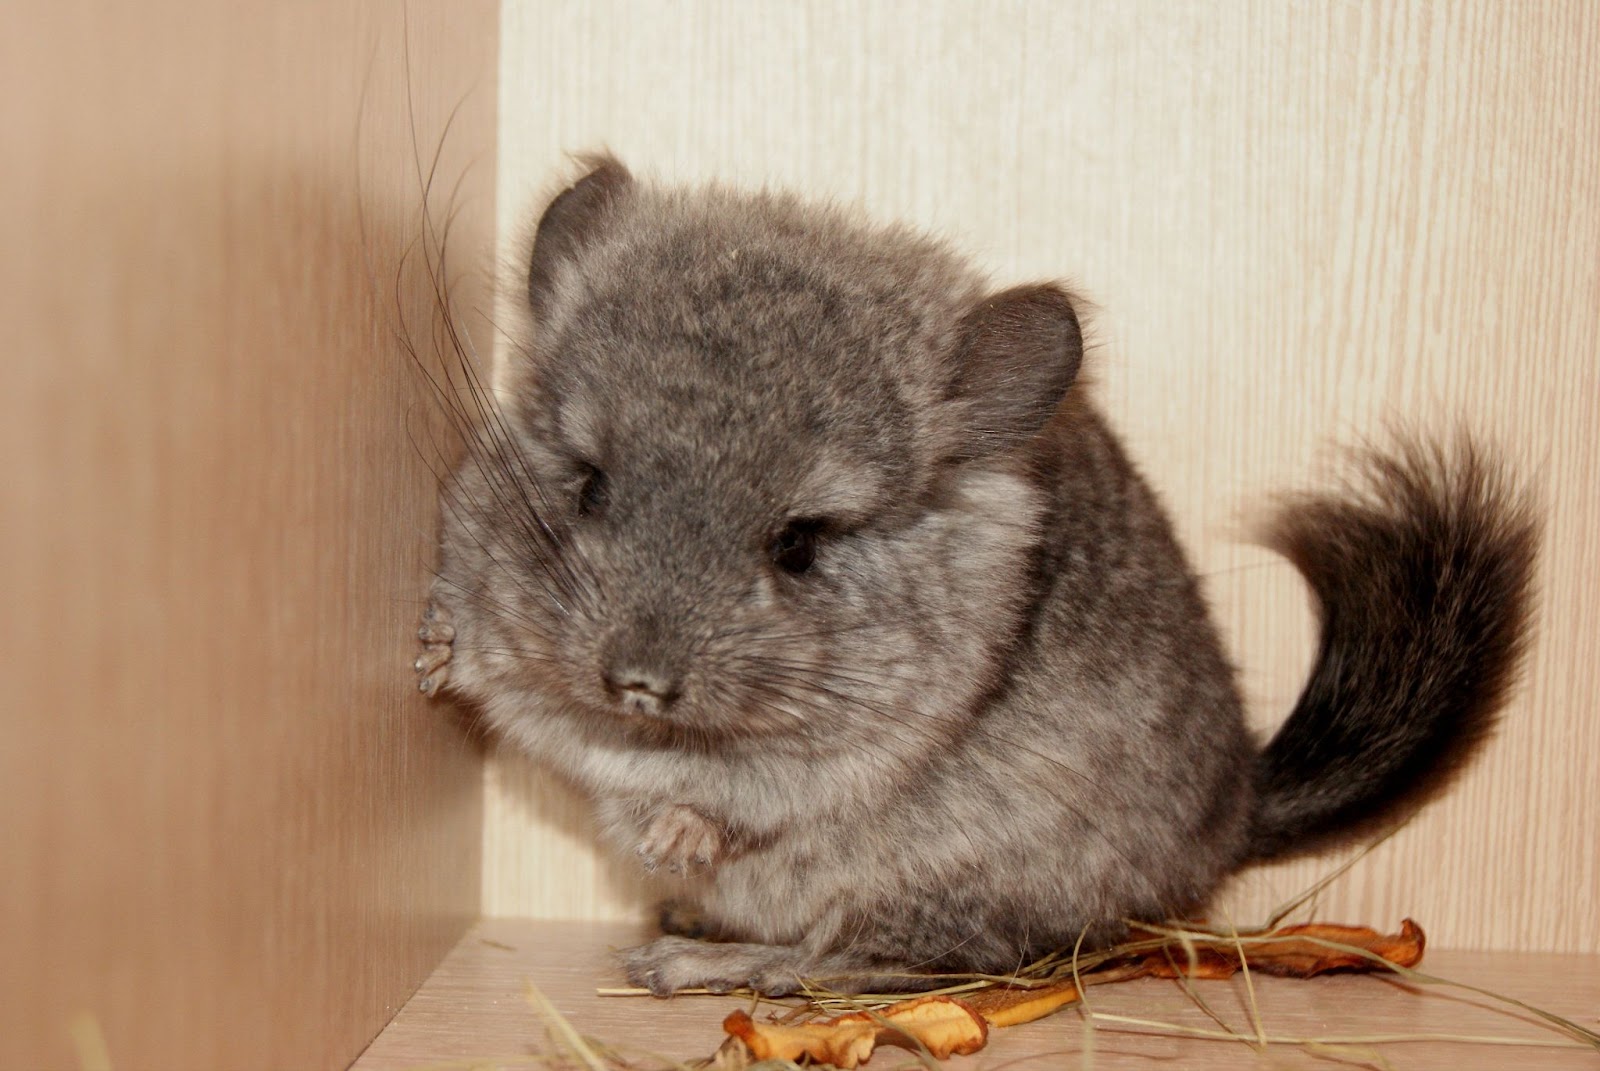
1244 437 1540 863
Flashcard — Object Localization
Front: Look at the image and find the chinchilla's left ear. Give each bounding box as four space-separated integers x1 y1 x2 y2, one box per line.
943 283 1083 459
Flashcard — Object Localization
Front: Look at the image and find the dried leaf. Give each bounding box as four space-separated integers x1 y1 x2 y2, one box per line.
722 994 987 1068
961 979 1084 1028
1132 918 1426 979
960 919 1425 1030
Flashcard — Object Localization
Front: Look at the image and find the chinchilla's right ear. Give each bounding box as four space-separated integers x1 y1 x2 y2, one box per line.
942 283 1084 460
527 153 634 320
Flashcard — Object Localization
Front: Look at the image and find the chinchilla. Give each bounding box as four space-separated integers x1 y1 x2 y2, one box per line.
413 155 1538 996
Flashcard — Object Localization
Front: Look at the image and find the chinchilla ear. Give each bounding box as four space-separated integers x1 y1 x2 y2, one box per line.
527 153 633 319
945 283 1083 459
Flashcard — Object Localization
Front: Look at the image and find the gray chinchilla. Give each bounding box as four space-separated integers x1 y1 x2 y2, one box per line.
413 155 1539 996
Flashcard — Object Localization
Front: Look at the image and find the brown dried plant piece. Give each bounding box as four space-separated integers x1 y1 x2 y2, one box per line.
967 918 1426 1029
721 994 988 1068
1131 917 1426 979
961 978 1086 1029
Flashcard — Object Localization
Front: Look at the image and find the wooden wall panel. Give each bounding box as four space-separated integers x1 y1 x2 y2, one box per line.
0 4 496 1068
487 1 1599 954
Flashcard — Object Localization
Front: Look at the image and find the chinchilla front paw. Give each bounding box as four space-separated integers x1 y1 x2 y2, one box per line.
414 601 456 696
636 805 723 875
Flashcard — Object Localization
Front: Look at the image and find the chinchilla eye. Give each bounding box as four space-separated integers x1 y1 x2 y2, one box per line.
576 464 607 517
771 518 822 575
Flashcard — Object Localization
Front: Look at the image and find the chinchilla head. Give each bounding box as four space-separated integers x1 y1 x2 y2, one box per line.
439 155 1084 761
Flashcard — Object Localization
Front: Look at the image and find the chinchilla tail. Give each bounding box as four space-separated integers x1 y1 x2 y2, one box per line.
1242 435 1540 864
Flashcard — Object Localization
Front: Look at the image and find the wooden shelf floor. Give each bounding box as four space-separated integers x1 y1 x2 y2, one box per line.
353 918 1600 1070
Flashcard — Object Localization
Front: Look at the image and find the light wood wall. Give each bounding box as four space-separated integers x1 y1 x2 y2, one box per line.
487 1 1600 954
0 4 497 1068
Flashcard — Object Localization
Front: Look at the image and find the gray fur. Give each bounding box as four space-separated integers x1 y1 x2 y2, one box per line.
416 157 1538 996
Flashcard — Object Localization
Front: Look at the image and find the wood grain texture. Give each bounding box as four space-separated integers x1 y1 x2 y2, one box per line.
486 0 1600 954
354 918 1600 1069
0 4 496 1068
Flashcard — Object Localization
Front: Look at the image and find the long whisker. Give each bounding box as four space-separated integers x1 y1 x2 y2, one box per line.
377 40 612 627
427 570 554 642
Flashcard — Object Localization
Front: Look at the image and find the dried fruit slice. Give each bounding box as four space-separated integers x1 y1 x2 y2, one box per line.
721 994 987 1068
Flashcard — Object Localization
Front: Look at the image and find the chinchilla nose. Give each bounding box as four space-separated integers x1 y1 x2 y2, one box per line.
601 610 688 716
601 660 681 717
